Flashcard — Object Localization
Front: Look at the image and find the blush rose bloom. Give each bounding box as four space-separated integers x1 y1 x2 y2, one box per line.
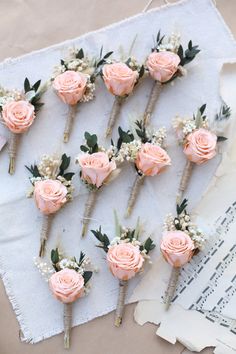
161 231 194 268
2 100 35 133
53 70 87 105
34 179 68 215
146 51 180 83
107 243 144 281
135 142 171 176
183 128 217 165
77 152 116 188
49 269 84 303
102 62 138 97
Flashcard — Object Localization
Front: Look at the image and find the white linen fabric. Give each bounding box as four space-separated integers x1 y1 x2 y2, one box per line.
0 0 236 343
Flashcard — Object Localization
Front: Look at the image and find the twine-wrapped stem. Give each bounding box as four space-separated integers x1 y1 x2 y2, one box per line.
125 174 145 218
176 160 194 204
81 189 97 237
115 280 128 327
63 105 77 143
164 267 180 310
39 214 53 257
143 81 162 125
8 132 20 175
64 303 72 349
105 96 124 137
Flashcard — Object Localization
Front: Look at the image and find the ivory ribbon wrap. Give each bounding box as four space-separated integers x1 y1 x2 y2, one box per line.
115 280 128 327
63 105 77 143
63 303 72 349
176 160 194 204
105 96 124 137
8 132 20 175
39 214 54 257
143 81 162 125
81 189 97 237
164 267 180 310
126 174 145 217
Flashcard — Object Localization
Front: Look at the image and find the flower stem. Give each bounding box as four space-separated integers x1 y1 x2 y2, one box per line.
8 132 19 175
64 303 72 349
164 267 180 310
39 214 53 257
125 174 145 218
115 280 128 327
105 96 124 137
81 189 97 237
143 81 162 126
176 160 194 204
63 105 77 143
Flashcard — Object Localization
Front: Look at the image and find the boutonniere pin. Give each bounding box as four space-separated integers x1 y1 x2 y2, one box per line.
52 47 112 143
99 50 145 137
76 132 120 236
92 213 155 326
115 120 171 217
0 78 45 174
34 248 93 348
26 154 74 257
173 104 230 202
144 31 200 125
161 199 206 309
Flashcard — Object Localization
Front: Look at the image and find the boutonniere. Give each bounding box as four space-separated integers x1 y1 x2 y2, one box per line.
115 120 171 217
173 104 230 202
161 199 206 309
34 248 93 348
0 78 45 174
144 31 200 125
76 132 119 237
52 47 113 143
26 154 74 257
99 51 145 137
92 214 155 326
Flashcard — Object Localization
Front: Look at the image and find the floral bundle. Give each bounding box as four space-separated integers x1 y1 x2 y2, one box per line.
0 78 45 174
144 31 200 124
92 214 155 326
114 120 171 216
173 104 230 202
26 154 74 256
98 50 145 137
161 199 206 309
35 248 93 348
76 131 120 236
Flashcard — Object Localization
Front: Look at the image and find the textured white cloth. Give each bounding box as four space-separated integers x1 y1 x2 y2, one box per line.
0 0 236 344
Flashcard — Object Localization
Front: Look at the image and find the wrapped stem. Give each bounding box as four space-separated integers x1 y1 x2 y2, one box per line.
176 160 194 204
105 96 124 137
81 189 97 237
63 105 77 143
164 267 180 310
115 280 128 327
8 132 19 175
143 81 162 125
125 174 145 217
39 214 53 257
64 303 72 349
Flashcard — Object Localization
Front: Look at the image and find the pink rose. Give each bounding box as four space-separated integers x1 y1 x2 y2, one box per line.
102 62 138 97
49 269 84 303
77 152 116 188
2 100 35 133
135 142 171 176
53 70 87 105
161 231 194 268
107 243 144 281
146 51 180 83
34 179 68 215
183 128 217 165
